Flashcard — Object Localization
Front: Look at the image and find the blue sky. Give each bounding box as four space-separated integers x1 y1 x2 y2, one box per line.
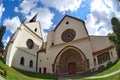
0 0 120 47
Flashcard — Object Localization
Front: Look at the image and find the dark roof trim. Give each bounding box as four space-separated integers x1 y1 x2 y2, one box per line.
54 15 84 31
93 45 114 55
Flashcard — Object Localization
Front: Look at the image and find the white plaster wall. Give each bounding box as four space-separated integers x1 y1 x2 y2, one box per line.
5 22 43 72
6 29 21 66
54 16 88 45
12 49 37 72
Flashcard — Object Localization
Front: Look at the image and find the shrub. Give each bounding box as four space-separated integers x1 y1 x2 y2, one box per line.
0 57 4 63
0 60 7 77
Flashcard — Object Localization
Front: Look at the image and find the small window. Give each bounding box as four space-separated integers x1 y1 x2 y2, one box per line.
66 21 69 24
44 67 46 74
111 52 113 58
20 57 24 65
51 42 54 46
29 60 33 67
39 67 41 73
35 28 37 32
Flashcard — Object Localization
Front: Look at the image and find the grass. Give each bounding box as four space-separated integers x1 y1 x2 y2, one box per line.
74 60 120 80
6 66 57 80
0 59 57 80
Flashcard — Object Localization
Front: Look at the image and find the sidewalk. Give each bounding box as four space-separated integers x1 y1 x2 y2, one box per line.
0 76 5 80
85 69 120 79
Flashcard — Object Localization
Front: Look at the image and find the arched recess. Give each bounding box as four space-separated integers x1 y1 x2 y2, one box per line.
53 46 89 75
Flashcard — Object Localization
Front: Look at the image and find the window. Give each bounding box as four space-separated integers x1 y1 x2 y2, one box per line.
61 29 76 42
43 67 46 74
39 67 41 73
111 52 113 58
26 39 34 49
29 60 33 67
51 42 54 46
20 57 24 65
97 52 110 65
34 28 37 32
66 21 69 24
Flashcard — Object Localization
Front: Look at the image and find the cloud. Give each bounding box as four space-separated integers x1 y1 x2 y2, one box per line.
15 0 38 15
2 36 10 48
39 0 82 13
3 16 21 33
85 0 120 36
14 7 19 13
0 4 5 21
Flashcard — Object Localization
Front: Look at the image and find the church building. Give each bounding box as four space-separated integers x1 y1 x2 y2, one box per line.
37 15 118 75
5 15 118 75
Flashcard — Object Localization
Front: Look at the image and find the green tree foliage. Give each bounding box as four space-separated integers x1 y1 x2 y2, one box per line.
110 17 120 57
0 26 6 50
108 33 117 44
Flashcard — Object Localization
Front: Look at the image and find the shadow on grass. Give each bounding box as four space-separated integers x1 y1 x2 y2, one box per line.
13 68 57 79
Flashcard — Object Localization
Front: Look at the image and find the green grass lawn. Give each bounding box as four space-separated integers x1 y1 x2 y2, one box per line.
6 66 57 80
0 59 57 80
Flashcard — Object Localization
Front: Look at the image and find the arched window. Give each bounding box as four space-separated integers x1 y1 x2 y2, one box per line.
44 67 46 74
29 60 33 68
20 57 24 65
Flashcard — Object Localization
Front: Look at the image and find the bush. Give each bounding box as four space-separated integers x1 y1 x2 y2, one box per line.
0 60 7 77
0 57 4 63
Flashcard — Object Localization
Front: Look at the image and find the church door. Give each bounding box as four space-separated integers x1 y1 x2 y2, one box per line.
68 62 76 75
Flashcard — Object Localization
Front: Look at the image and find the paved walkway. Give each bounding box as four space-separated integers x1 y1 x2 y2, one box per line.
0 76 5 80
58 69 120 80
85 69 120 79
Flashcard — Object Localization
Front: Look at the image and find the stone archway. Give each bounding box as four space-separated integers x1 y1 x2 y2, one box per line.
54 46 89 75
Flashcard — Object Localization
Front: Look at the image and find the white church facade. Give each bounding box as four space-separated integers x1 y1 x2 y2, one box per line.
5 15 118 75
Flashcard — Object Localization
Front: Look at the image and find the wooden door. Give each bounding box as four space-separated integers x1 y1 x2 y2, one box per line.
68 62 76 75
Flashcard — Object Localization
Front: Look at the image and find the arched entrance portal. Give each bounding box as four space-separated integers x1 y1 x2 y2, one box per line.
54 46 89 75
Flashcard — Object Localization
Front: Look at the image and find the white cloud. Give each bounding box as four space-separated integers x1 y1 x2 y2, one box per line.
14 7 19 13
2 36 10 48
0 4 5 21
39 0 82 13
3 16 21 33
17 0 38 15
85 0 120 36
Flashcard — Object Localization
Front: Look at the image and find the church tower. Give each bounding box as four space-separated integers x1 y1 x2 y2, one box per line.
5 15 43 72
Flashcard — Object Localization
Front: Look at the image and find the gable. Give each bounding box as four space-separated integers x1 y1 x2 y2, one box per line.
25 22 42 38
52 15 89 45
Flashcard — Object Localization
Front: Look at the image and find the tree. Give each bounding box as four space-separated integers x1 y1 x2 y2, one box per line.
0 26 6 50
108 32 117 44
110 17 120 58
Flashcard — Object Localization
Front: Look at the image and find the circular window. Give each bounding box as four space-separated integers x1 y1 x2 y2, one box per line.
26 39 34 49
62 29 76 42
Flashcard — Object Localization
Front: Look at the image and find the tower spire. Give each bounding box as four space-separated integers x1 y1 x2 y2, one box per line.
29 13 38 22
